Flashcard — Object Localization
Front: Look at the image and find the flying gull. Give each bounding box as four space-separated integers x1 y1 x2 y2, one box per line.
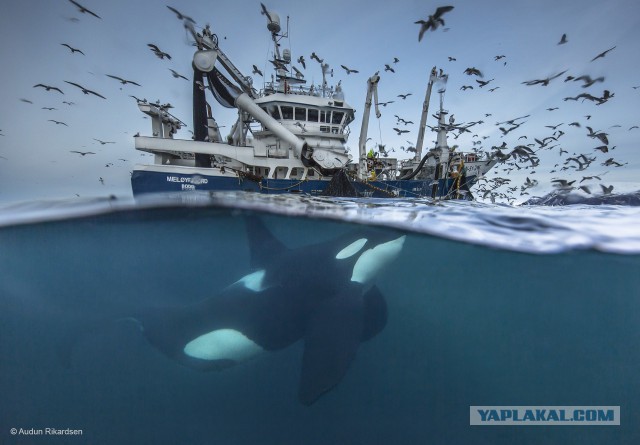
252 65 263 77
522 70 567 86
415 6 454 41
34 84 64 94
341 65 359 74
573 75 605 88
106 74 141 86
166 5 196 24
68 0 101 19
61 43 84 55
169 69 189 80
147 44 172 60
590 46 616 62
464 67 483 77
93 138 115 145
64 81 107 99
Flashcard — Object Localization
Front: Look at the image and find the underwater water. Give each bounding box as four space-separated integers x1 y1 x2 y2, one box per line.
1 192 639 445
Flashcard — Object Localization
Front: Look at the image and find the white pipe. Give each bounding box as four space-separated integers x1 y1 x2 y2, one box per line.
234 93 307 160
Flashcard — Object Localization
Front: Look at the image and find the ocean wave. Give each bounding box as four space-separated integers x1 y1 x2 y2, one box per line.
1 192 640 254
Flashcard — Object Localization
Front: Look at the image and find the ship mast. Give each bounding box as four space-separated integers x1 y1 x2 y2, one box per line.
357 74 381 180
414 67 438 162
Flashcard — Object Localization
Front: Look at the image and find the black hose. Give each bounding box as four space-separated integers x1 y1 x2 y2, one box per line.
399 151 434 180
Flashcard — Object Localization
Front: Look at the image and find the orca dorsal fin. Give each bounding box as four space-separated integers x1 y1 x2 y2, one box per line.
244 216 288 269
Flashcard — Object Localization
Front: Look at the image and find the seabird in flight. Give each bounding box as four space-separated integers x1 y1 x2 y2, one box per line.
93 138 115 145
61 43 85 55
252 65 263 77
68 0 101 19
64 81 107 99
147 44 172 60
573 75 605 88
340 65 359 74
169 69 189 80
106 74 141 86
464 67 483 77
166 5 196 24
590 46 616 62
522 70 567 86
415 6 454 41
34 84 64 94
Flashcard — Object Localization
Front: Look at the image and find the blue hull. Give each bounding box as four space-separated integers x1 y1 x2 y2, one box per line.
131 169 476 199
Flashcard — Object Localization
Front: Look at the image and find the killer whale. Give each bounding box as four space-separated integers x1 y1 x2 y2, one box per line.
135 217 406 405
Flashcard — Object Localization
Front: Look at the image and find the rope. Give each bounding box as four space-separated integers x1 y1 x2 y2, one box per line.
258 178 308 191
346 171 426 198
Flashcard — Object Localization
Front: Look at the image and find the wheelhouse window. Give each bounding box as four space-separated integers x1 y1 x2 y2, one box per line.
331 111 344 125
343 112 354 126
320 110 330 123
307 108 319 122
281 106 293 120
267 105 281 119
295 107 306 121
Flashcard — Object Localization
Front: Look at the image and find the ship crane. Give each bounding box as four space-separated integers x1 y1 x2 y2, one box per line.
186 7 350 173
193 25 257 100
131 5 499 199
414 67 438 162
357 74 382 180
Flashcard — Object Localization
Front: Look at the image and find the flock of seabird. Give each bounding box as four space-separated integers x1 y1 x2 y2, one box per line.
5 1 193 184
3 2 636 202
406 5 633 203
335 4 632 203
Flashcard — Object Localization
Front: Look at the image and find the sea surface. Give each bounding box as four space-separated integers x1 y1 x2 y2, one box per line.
1 191 639 445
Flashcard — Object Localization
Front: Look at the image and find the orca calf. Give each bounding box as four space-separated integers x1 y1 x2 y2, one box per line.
135 217 406 405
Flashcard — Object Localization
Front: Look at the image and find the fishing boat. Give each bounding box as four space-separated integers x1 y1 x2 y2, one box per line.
131 6 497 199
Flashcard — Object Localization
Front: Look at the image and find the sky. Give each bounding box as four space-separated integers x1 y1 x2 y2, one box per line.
1 0 639 204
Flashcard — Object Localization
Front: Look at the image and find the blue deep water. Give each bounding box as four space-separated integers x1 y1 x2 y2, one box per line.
1 192 640 444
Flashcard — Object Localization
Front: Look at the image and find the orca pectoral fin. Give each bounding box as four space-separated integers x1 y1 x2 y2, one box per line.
361 285 388 342
299 291 364 406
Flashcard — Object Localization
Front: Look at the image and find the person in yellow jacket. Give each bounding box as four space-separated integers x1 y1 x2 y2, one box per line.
366 149 377 179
